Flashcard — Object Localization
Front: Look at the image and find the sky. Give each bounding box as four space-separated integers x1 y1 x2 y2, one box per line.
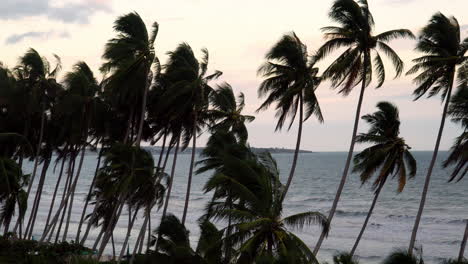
0 0 467 151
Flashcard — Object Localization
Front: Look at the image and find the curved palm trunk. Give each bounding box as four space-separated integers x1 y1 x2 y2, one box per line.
44 157 66 229
56 157 76 243
408 83 453 254
97 201 124 259
92 227 104 252
39 151 82 242
283 96 303 200
46 158 74 243
118 208 138 263
161 136 180 220
63 146 87 241
156 137 180 250
459 220 468 262
350 181 386 256
314 62 368 255
26 155 51 239
76 148 103 242
182 121 197 224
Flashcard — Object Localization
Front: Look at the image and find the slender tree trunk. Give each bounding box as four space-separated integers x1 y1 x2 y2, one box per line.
459 220 468 262
56 157 76 243
314 58 369 255
157 131 167 169
161 137 180 220
408 80 453 255
44 157 66 229
111 232 116 260
130 222 145 264
76 148 103 243
283 96 303 200
146 212 151 252
92 227 105 252
156 137 180 250
350 181 386 256
182 121 197 224
46 158 73 242
39 151 83 242
63 146 87 241
26 156 51 239
97 198 124 258
118 208 138 262
25 105 45 197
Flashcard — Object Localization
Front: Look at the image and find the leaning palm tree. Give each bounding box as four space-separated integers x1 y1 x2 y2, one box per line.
349 101 416 256
407 13 468 254
208 83 255 144
158 43 222 225
257 32 323 199
313 0 414 254
100 12 159 145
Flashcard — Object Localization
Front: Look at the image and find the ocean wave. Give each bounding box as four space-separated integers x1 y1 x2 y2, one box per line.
336 210 367 217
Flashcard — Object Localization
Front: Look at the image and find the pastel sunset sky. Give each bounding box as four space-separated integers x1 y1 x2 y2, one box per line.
1 0 467 151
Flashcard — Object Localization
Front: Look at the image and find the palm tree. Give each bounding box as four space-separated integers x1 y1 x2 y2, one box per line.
383 250 424 264
349 101 416 256
257 32 323 199
407 13 468 254
205 149 328 263
158 43 222 225
313 0 414 254
208 83 255 144
100 12 158 145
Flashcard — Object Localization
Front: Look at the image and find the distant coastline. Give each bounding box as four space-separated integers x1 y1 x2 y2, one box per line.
140 146 314 154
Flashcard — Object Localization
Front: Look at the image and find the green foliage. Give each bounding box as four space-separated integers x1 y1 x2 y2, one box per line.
353 101 416 193
333 253 359 264
0 237 93 264
383 250 424 264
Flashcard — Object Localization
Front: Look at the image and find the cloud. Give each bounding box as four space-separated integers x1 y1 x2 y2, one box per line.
5 31 70 44
0 0 111 24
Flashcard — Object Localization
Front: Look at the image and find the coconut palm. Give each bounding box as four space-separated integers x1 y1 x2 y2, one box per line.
100 12 159 145
349 101 416 256
313 0 415 253
13 49 63 239
407 13 468 254
209 83 255 144
257 32 323 200
383 250 424 264
205 149 328 263
158 43 222 225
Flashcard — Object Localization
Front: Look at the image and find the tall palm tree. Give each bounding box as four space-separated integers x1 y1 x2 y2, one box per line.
158 43 222 225
349 101 416 256
407 13 468 254
100 12 159 145
208 83 255 144
313 0 414 254
257 32 323 199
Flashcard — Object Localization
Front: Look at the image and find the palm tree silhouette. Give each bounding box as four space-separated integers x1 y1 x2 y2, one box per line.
257 32 323 200
349 101 416 256
407 13 468 254
314 0 414 254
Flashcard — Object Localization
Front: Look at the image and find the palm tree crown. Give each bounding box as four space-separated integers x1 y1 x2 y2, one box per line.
318 0 414 93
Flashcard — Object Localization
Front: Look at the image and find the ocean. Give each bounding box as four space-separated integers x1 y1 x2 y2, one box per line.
19 151 467 263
